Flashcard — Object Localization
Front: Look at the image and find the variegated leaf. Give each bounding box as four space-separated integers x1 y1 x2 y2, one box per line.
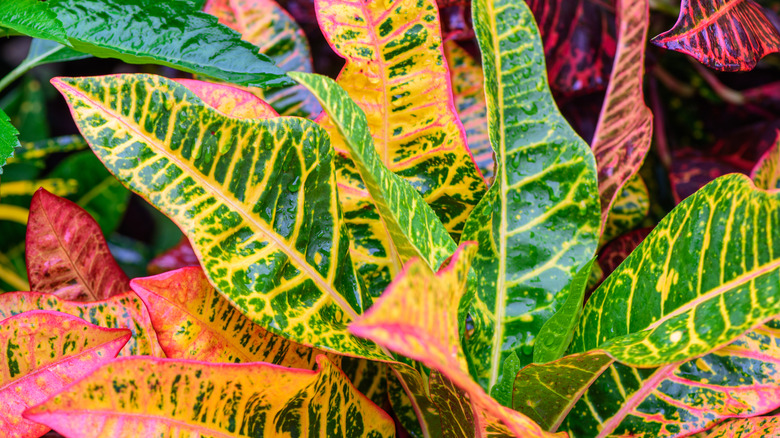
429 370 476 438
444 41 493 181
463 0 600 395
750 130 780 190
52 73 387 360
0 178 78 197
25 188 130 301
131 266 339 368
174 78 279 119
340 356 388 408
560 321 780 437
24 356 396 437
203 0 321 117
572 174 780 366
704 416 780 437
0 311 130 437
7 135 87 167
0 291 163 357
351 244 555 438
292 72 456 273
601 174 650 245
315 0 486 239
652 0 780 71
591 0 653 233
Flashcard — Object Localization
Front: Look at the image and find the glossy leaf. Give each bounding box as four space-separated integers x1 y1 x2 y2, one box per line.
704 416 780 437
572 174 780 366
45 0 291 88
560 321 780 437
0 311 130 437
0 0 68 45
147 238 199 274
174 78 279 119
463 0 600 394
53 73 387 360
512 351 613 431
526 0 617 96
444 41 493 180
131 266 338 368
315 0 486 239
591 0 653 233
0 108 19 174
652 0 780 71
750 130 780 190
24 356 396 437
351 244 555 438
292 72 457 272
204 0 321 117
0 291 163 357
601 174 650 245
26 189 130 301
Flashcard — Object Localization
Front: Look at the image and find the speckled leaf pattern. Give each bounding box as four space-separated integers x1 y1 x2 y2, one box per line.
591 0 653 233
512 351 613 431
174 78 279 119
601 174 650 245
704 416 780 437
652 0 780 71
25 189 130 302
293 72 457 273
24 356 396 437
463 0 600 393
750 130 780 190
53 73 389 360
0 108 19 174
0 311 130 437
560 321 780 437
351 244 555 438
131 266 339 368
47 0 291 88
444 41 493 181
572 175 780 366
147 238 200 274
203 0 321 117
315 0 486 239
0 291 163 357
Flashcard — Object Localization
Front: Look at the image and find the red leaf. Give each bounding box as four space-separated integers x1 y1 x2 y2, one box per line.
0 311 129 437
25 189 130 301
598 227 652 278
146 238 199 275
653 0 780 71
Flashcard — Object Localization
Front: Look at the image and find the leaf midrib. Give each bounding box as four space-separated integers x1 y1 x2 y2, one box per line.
656 0 747 42
61 80 359 321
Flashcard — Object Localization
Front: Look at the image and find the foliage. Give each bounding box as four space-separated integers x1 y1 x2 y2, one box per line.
0 0 778 436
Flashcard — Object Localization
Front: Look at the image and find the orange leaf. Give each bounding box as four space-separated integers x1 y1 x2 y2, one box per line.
174 78 279 119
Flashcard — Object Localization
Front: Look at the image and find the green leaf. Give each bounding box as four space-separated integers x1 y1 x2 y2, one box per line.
572 174 780 366
52 73 387 360
24 39 91 67
292 72 457 272
601 174 650 246
8 135 88 167
0 0 68 45
46 0 291 88
0 108 20 174
463 0 600 394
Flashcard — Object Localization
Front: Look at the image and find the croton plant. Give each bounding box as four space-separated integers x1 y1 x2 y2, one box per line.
0 0 779 436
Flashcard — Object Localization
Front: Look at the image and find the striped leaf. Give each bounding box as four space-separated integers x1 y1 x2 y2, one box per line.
7 135 88 167
147 238 199 274
0 311 130 437
52 73 387 360
314 0 486 239
0 178 78 197
601 174 650 246
512 351 613 431
591 0 653 233
26 189 130 301
560 321 780 437
131 266 339 368
704 416 780 437
572 174 780 366
750 130 780 190
350 244 555 438
444 41 493 181
340 356 387 408
652 0 780 71
0 108 19 174
292 72 457 273
24 356 396 437
203 0 321 117
387 364 443 438
44 0 291 88
0 291 163 357
463 0 600 395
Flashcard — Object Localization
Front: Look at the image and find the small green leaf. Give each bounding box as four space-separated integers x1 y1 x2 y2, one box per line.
0 108 19 174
